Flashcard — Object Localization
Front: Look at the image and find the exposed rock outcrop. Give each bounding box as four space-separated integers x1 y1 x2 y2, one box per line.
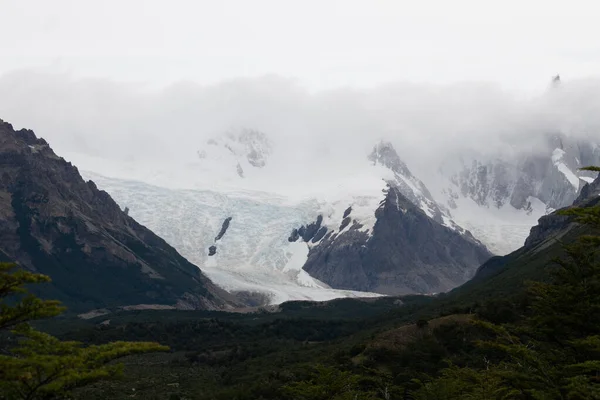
302 185 492 295
444 134 600 212
0 119 236 312
525 172 600 248
215 217 233 241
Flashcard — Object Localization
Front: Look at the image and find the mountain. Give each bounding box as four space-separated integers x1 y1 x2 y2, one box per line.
448 169 600 304
301 184 492 295
75 135 491 302
435 133 600 254
77 171 385 305
197 128 273 179
297 142 491 295
0 119 236 312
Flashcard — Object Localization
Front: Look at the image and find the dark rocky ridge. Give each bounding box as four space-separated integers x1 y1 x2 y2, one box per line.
445 134 600 212
215 217 232 241
369 141 447 224
0 119 236 312
524 172 600 248
288 215 330 244
208 217 233 256
302 185 492 295
473 171 600 283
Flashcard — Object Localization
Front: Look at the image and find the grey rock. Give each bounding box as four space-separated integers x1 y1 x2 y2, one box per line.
215 217 232 241
574 173 600 205
303 185 492 295
339 217 351 231
445 134 600 212
343 206 352 218
0 119 236 312
291 215 327 244
288 228 300 242
312 227 328 243
525 173 600 248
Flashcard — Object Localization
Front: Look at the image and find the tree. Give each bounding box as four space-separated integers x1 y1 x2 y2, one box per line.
0 263 169 400
281 365 380 400
416 167 600 399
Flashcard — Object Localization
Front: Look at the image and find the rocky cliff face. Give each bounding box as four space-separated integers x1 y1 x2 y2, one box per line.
525 172 600 248
0 119 235 312
443 134 600 212
473 170 600 283
197 128 273 178
301 185 492 295
370 141 477 237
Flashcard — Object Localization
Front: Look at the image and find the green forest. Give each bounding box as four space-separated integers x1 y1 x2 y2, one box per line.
1 176 599 399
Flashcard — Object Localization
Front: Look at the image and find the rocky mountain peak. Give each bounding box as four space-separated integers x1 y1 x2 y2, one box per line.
234 128 272 168
525 169 600 248
0 118 236 312
302 184 492 295
443 133 600 213
574 172 600 206
198 128 273 178
368 140 412 177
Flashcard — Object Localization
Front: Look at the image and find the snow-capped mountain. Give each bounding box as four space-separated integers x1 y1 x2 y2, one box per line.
298 182 491 295
70 130 490 303
63 124 598 303
435 133 600 254
196 128 273 179
79 172 382 304
369 141 473 236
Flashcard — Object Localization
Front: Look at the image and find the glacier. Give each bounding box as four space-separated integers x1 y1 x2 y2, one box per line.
61 128 599 302
82 171 386 304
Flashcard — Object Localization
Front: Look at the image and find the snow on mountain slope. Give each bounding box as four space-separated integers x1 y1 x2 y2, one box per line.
68 128 599 264
69 134 485 302
369 141 474 238
197 128 273 179
552 148 580 189
447 195 548 255
82 171 384 304
432 134 600 254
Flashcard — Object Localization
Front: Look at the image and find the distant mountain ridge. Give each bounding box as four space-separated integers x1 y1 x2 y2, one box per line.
460 170 600 296
435 133 600 254
301 184 492 295
442 134 599 211
81 136 491 301
0 119 236 312
47 125 599 304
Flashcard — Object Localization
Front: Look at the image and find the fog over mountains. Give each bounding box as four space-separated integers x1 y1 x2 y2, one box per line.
1 71 598 303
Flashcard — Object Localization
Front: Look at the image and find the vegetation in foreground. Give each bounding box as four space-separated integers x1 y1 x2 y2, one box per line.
1 170 599 399
0 263 168 400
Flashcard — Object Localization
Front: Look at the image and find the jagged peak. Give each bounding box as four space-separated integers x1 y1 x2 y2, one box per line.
367 140 412 177
0 117 237 311
574 172 600 205
199 127 273 169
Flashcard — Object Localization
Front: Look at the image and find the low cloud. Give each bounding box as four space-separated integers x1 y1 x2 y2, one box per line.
1 70 599 182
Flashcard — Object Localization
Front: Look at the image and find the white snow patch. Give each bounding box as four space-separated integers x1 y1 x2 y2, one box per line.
82 171 382 304
552 148 580 189
448 195 549 255
580 176 595 183
420 200 434 218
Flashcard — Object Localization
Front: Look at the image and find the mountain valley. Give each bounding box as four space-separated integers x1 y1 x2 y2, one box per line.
62 127 599 304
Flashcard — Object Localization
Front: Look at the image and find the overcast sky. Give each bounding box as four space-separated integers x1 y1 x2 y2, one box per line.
2 0 600 188
2 0 600 92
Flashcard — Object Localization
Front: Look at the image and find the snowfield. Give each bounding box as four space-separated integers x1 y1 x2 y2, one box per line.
62 129 597 303
82 171 384 304
447 195 549 255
